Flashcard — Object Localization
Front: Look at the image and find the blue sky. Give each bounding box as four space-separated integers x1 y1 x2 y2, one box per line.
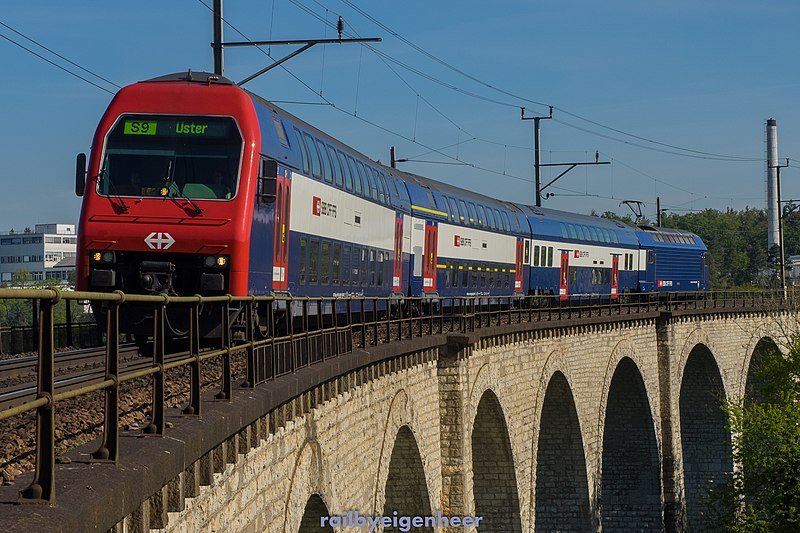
2 0 800 231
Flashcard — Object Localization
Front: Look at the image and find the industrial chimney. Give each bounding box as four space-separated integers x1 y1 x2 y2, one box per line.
766 118 779 250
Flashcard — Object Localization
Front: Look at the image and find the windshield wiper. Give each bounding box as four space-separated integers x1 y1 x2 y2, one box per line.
162 160 203 215
100 162 129 212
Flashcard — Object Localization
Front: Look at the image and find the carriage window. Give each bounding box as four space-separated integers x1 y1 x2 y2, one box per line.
336 150 353 191
309 239 319 284
477 205 487 227
379 172 392 206
467 203 478 225
372 168 386 204
342 244 351 285
369 249 377 286
328 145 344 187
332 243 341 285
457 200 468 222
567 224 577 239
294 128 309 174
315 140 332 183
445 197 457 220
320 241 331 284
486 208 496 229
501 212 511 232
480 269 487 288
346 156 362 195
647 250 655 263
302 133 321 179
524 240 530 263
548 247 554 267
352 246 360 284
445 262 452 288
533 245 540 266
377 251 384 286
488 267 494 288
357 162 375 200
298 237 307 285
361 248 369 286
461 266 468 288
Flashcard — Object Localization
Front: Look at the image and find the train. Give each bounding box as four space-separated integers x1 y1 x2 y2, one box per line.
74 71 708 335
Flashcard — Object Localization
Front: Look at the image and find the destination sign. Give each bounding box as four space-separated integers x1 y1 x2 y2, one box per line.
118 116 231 138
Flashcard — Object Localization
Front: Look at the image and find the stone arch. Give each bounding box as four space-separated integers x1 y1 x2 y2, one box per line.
744 337 782 405
679 344 732 530
382 425 434 533
600 357 662 532
676 326 728 396
534 371 591 532
284 439 336 533
298 494 333 533
372 388 437 520
471 389 523 532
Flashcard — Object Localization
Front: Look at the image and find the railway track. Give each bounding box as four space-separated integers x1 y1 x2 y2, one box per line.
0 345 141 410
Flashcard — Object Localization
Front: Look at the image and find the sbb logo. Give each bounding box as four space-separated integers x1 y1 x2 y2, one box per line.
312 196 337 218
454 236 460 247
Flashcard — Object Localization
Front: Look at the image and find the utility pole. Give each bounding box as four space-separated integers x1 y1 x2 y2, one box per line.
521 108 610 206
210 1 380 85
656 196 662 226
213 0 223 76
521 106 552 207
390 146 396 169
771 157 789 296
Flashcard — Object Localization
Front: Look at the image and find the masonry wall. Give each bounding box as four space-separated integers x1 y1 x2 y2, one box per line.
113 311 796 533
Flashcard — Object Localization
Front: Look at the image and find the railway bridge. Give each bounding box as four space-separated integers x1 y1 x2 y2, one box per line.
0 291 794 532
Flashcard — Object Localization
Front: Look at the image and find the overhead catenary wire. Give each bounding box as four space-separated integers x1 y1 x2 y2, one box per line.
330 0 763 162
287 0 759 205
0 23 117 95
0 19 121 91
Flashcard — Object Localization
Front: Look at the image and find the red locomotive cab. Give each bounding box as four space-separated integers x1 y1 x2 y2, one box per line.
75 73 261 301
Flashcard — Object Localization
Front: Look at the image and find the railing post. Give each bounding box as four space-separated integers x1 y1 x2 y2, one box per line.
144 301 166 435
65 298 73 348
31 299 39 352
216 299 232 400
242 300 256 388
183 299 201 415
92 298 121 462
19 295 55 503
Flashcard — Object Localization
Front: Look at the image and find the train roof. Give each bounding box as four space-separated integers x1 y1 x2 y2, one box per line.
635 225 707 250
514 205 640 246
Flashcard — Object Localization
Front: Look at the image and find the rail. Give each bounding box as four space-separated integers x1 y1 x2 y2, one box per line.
0 287 793 503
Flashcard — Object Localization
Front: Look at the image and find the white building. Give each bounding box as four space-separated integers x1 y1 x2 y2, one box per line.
0 224 77 284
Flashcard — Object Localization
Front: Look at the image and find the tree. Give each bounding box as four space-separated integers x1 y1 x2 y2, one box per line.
704 341 800 531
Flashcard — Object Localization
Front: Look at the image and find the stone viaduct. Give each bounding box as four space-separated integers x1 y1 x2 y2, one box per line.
2 308 794 532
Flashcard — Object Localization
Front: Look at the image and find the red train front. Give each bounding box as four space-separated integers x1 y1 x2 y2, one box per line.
76 72 260 302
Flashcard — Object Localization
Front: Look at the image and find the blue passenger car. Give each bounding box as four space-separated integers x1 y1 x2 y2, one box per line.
634 227 709 292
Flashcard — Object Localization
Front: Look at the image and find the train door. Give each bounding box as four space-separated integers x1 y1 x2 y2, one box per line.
559 250 569 300
272 172 291 291
422 221 438 293
392 215 404 294
514 238 524 293
610 254 619 299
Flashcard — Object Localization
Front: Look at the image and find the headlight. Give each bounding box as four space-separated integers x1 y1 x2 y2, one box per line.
204 255 228 268
91 251 115 263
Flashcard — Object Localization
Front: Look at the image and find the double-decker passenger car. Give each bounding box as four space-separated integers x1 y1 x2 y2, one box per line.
75 71 708 335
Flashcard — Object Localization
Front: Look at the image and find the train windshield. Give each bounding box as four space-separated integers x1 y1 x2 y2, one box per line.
99 115 242 200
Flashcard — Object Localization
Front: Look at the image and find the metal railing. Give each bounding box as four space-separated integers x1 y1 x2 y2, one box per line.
0 287 792 503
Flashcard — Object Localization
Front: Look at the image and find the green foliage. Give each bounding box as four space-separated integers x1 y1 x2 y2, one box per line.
662 208 773 288
705 342 800 531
